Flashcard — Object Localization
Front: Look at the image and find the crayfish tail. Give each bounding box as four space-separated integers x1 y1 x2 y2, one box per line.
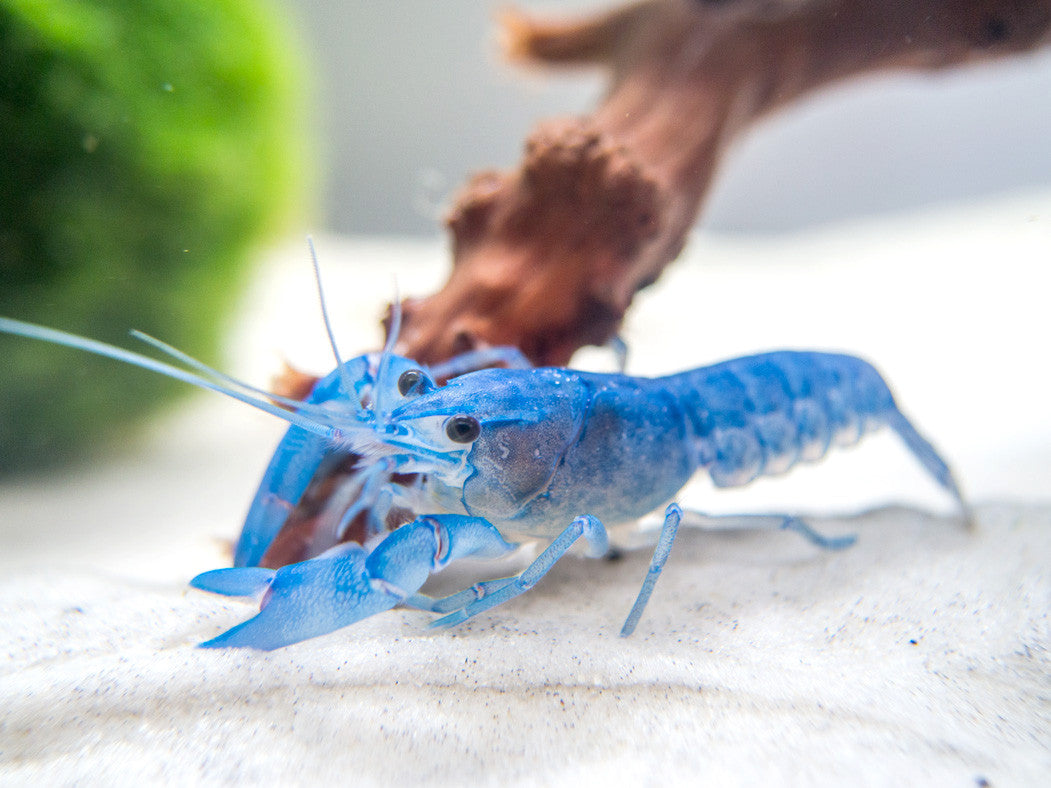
887 408 967 511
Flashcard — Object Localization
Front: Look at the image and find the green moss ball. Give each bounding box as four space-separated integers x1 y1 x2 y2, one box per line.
0 0 313 473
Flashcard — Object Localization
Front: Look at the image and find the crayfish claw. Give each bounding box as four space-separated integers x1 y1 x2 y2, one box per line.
190 567 276 598
193 547 403 650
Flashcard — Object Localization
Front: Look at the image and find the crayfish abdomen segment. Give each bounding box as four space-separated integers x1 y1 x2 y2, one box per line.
672 351 897 488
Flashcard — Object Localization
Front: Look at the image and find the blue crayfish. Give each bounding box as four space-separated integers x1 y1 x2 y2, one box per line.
0 259 965 650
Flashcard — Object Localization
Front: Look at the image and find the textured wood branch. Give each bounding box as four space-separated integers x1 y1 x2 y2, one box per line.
391 0 1051 367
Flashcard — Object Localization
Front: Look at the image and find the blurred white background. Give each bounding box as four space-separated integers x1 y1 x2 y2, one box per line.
280 0 1051 236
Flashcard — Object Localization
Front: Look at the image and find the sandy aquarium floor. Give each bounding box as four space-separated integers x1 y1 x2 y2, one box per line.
1 190 1049 786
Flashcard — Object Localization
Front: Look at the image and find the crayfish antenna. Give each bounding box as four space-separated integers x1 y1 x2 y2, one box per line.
0 317 337 440
307 236 356 399
372 281 403 420
127 330 336 418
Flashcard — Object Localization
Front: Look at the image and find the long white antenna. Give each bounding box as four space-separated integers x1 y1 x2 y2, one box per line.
0 317 336 439
128 330 337 419
307 236 355 397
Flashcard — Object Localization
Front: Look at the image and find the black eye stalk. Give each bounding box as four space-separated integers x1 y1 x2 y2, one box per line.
397 369 428 397
445 415 481 443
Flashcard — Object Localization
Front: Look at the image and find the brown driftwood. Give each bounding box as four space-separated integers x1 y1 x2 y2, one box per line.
263 0 1050 567
393 0 1051 367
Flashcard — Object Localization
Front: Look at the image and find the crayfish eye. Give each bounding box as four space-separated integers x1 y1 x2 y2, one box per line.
445 415 480 443
397 369 424 396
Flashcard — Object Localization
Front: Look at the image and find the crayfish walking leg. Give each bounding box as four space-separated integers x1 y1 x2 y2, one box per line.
430 515 611 629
